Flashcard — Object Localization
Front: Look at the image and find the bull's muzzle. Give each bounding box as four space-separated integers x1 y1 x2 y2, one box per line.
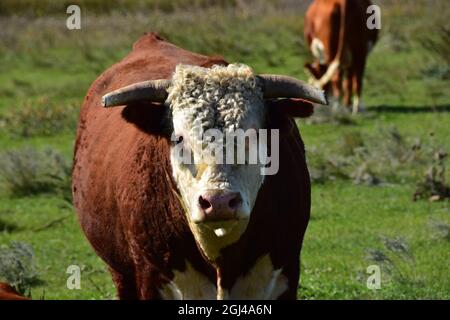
197 190 243 223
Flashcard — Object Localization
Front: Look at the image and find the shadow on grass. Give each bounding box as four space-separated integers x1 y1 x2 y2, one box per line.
15 278 47 299
368 104 450 113
0 219 20 232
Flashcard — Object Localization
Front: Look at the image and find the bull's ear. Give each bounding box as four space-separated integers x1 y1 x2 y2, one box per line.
266 98 314 118
121 102 168 134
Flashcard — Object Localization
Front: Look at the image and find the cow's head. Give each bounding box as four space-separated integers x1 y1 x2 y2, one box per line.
304 60 340 94
304 61 328 81
102 63 326 261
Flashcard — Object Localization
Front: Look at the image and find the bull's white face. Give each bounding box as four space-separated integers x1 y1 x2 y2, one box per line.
167 64 267 261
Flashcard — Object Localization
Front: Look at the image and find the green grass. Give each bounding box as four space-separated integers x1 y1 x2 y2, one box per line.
0 196 114 299
0 0 449 299
301 182 449 299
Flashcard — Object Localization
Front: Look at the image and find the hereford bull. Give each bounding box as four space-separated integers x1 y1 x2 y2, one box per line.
304 0 378 113
72 32 327 300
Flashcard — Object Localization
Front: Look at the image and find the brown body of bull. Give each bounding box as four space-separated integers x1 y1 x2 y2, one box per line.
304 0 378 113
72 33 311 299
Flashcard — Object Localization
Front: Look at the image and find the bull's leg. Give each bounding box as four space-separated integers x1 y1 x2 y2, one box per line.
342 69 354 110
134 265 165 299
277 258 300 300
331 69 343 111
352 61 366 114
110 268 138 300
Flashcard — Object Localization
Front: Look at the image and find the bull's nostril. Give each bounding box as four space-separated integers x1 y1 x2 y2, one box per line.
228 195 242 210
199 196 212 210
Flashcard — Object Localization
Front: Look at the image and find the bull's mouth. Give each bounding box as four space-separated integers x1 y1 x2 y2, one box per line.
199 219 247 237
187 214 250 261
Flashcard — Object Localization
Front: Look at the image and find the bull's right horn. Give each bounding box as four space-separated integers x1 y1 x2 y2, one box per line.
258 74 328 105
102 79 171 107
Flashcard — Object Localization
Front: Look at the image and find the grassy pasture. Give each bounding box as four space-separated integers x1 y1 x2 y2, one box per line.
0 0 449 299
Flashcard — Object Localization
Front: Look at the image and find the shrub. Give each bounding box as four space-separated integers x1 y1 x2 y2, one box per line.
306 104 356 125
428 219 450 242
366 236 420 287
0 147 72 200
0 241 38 296
413 147 450 201
420 26 450 71
0 98 79 137
307 126 448 194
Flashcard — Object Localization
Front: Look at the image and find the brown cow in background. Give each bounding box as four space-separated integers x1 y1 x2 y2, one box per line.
304 0 378 113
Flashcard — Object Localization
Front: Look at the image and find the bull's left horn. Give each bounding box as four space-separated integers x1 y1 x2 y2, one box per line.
258 74 327 105
102 79 171 107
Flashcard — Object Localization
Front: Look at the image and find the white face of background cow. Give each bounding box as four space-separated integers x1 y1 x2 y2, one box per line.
166 64 266 261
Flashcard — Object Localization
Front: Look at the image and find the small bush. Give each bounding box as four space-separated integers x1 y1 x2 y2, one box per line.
428 219 450 242
0 98 79 137
0 147 72 199
306 104 356 125
0 241 38 296
366 236 420 287
307 126 448 195
413 147 450 201
420 26 450 68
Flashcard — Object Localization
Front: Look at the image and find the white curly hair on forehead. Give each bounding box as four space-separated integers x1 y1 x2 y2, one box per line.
166 63 265 133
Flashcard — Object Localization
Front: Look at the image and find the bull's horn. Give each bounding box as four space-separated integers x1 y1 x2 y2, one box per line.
102 79 171 107
258 74 327 105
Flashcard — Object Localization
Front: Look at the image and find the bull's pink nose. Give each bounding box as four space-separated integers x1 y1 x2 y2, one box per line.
198 191 242 222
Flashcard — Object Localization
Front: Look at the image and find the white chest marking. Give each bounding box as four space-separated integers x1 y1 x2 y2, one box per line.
159 262 216 300
229 254 289 300
159 255 289 300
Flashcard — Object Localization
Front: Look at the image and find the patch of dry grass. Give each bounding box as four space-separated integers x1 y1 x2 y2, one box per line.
307 126 449 201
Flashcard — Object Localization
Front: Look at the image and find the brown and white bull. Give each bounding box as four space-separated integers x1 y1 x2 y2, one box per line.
304 0 378 113
72 32 327 300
